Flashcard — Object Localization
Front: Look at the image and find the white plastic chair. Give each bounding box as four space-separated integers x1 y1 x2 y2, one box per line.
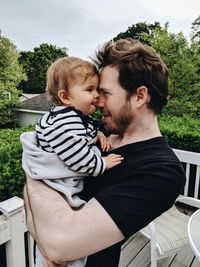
139 149 200 267
188 208 200 262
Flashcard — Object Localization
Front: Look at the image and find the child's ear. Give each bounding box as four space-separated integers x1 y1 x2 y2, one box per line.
58 90 71 105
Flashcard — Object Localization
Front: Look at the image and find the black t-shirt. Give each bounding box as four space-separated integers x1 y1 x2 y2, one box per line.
79 136 186 267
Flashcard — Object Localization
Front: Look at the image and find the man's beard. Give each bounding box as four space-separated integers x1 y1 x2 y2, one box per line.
105 100 134 136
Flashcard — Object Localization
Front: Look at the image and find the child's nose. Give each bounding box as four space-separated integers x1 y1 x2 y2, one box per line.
94 90 99 98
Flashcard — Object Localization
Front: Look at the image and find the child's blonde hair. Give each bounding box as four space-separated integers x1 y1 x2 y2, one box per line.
47 57 98 105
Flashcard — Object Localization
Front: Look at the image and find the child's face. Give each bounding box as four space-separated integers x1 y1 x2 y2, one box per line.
67 74 99 115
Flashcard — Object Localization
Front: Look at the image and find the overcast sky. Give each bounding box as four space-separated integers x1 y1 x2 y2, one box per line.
0 0 199 60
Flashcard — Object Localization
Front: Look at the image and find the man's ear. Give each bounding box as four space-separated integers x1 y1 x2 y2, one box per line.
58 90 71 105
135 86 150 104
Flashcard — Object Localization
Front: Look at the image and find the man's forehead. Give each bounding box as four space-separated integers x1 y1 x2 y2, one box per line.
100 65 119 77
99 66 119 89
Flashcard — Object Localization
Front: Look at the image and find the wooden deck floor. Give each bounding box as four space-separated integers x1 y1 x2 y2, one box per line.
119 232 200 267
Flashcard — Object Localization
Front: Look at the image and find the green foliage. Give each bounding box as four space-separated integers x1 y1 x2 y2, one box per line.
92 109 102 120
0 91 20 128
191 15 200 42
18 43 68 93
0 117 199 200
0 126 34 201
159 115 200 152
113 21 161 44
143 24 187 63
163 91 200 118
0 30 26 128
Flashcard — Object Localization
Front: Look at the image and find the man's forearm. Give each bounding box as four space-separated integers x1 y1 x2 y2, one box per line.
25 177 73 232
24 175 124 262
24 185 37 241
25 176 74 260
24 184 69 267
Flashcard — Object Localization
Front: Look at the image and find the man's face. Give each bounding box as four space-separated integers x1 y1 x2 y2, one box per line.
98 66 134 135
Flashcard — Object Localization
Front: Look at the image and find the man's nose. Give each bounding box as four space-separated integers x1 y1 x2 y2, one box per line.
98 94 105 108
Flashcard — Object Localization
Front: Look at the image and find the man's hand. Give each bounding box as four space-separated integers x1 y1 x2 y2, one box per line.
37 245 69 267
44 258 69 267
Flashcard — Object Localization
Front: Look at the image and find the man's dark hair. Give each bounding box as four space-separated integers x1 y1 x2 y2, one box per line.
93 39 169 114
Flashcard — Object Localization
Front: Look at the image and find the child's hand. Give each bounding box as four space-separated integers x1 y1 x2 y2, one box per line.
45 260 69 267
52 261 69 266
97 131 112 152
104 154 124 170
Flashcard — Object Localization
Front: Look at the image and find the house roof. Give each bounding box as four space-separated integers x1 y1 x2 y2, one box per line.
20 93 41 101
20 92 54 111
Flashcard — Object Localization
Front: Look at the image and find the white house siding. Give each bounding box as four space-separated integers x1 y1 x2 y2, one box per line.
15 109 46 127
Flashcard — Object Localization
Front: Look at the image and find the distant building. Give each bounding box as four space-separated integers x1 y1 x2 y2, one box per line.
15 93 53 127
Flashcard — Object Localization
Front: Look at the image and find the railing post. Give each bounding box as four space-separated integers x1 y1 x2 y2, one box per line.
0 196 26 267
27 232 35 267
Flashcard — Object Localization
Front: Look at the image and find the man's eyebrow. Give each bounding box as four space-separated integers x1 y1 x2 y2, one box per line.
98 88 109 92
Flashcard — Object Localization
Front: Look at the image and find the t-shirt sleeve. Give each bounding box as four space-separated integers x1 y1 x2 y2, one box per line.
94 163 184 238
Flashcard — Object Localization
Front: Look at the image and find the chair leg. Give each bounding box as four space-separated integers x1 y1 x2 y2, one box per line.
150 255 157 267
150 238 157 267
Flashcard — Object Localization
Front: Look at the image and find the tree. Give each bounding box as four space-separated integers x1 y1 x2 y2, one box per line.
18 43 68 93
191 16 200 78
113 22 161 44
0 30 26 128
191 15 200 42
142 24 200 118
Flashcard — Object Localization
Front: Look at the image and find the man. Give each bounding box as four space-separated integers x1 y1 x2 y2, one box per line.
23 39 186 267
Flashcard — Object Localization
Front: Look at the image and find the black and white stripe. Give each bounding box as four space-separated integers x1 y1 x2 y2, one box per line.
36 107 105 176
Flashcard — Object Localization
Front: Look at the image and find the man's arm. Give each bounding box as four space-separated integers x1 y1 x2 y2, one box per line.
24 175 124 263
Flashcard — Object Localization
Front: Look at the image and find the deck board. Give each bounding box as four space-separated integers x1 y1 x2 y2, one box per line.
191 257 200 267
119 233 149 267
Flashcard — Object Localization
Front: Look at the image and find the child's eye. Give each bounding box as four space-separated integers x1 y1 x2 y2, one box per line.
87 88 93 92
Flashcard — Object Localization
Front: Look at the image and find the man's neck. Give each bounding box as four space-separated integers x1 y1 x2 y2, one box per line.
109 114 161 149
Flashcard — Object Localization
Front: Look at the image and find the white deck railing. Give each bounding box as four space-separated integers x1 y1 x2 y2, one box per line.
0 148 200 267
0 197 34 267
173 148 200 202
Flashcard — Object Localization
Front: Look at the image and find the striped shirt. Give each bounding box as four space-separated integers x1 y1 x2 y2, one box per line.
36 106 106 177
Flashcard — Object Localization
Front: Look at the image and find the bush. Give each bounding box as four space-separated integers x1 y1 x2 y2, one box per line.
0 126 34 201
0 116 199 200
159 115 200 152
